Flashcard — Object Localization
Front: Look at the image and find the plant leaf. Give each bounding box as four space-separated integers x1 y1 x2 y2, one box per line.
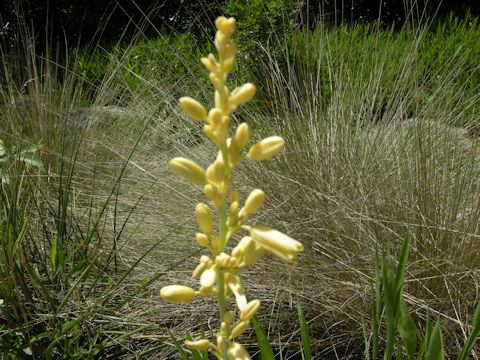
252 315 275 360
397 297 417 360
457 301 480 360
425 322 444 360
167 328 189 360
297 304 311 360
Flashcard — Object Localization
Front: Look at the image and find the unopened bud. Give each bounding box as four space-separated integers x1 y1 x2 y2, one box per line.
179 97 207 122
240 189 265 216
247 136 285 161
160 285 196 303
196 203 213 235
170 157 206 185
229 83 256 107
184 339 210 351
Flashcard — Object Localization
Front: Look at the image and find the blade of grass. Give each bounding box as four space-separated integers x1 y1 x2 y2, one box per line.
252 315 275 360
297 304 311 360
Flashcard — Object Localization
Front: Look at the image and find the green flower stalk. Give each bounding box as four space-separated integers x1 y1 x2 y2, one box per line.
161 16 303 360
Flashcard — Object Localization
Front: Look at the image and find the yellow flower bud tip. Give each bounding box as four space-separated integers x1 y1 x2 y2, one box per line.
241 189 265 216
160 285 196 303
229 83 256 107
227 342 251 360
250 225 303 263
196 203 213 235
247 136 285 161
192 261 207 279
240 300 261 321
170 157 206 185
234 123 249 149
184 339 211 351
179 97 207 122
196 233 209 247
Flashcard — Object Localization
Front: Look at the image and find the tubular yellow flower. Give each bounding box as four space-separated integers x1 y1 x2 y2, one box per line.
196 203 213 235
240 189 265 217
229 83 256 108
179 97 208 122
160 285 196 303
227 342 251 360
184 339 211 351
250 225 303 263
200 268 217 288
247 136 285 161
170 157 206 185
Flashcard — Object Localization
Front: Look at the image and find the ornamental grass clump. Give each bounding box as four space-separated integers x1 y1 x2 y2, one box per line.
160 16 303 359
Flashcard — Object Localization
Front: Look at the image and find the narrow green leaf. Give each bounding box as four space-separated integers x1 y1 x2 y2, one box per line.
200 327 209 360
297 304 311 360
457 301 480 360
50 235 57 270
425 322 444 360
252 315 275 360
397 298 417 360
394 233 410 297
167 328 189 360
362 321 370 360
383 247 396 360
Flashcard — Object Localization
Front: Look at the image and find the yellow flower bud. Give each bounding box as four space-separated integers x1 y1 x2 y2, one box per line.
170 157 206 185
204 184 216 199
227 342 251 360
240 300 260 321
247 136 285 161
184 339 210 351
196 233 209 247
200 268 216 288
229 83 256 107
206 160 225 183
240 189 265 216
196 203 213 235
160 285 196 303
232 236 265 265
179 97 207 122
201 54 218 72
233 123 249 150
231 320 249 338
224 311 235 325
250 225 303 263
208 108 223 126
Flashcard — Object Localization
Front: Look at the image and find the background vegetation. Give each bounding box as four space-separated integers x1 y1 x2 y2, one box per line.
0 0 479 358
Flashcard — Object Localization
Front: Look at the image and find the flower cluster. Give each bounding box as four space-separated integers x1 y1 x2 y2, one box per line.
161 16 303 360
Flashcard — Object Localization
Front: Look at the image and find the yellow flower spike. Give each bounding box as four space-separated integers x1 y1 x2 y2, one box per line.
184 339 211 351
170 157 206 185
195 232 209 247
239 189 265 217
195 203 213 235
228 83 256 108
247 136 285 161
212 160 226 183
179 97 208 122
227 342 251 360
250 225 303 263
240 300 261 321
231 320 249 338
160 285 196 303
200 268 217 288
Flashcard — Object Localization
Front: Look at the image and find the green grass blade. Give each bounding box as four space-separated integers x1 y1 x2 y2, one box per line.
200 327 209 360
167 328 189 360
297 304 311 360
457 301 480 360
394 233 410 297
362 320 370 360
382 246 396 360
252 315 275 360
425 322 444 360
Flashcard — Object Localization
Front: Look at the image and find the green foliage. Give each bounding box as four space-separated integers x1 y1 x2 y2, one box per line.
0 138 44 184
